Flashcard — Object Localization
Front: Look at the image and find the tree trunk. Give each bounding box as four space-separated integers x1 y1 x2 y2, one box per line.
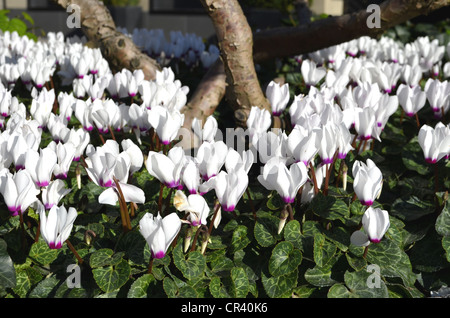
199 0 271 128
53 0 160 80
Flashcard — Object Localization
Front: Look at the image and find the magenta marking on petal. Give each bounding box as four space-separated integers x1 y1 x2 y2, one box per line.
282 196 295 204
49 242 56 249
377 122 383 127
188 189 197 195
8 206 19 216
358 135 372 141
77 75 84 79
321 158 334 164
44 203 54 210
153 251 165 259
1 112 8 117
360 200 374 206
425 158 437 164
100 179 113 188
405 112 414 117
84 126 94 132
37 181 49 187
55 242 62 249
55 173 68 180
222 205 235 212
338 153 347 159
272 111 282 116
369 238 381 244
73 157 80 162
165 180 180 188
15 165 25 170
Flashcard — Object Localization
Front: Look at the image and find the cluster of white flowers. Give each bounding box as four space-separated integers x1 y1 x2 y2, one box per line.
0 27 449 258
119 28 221 69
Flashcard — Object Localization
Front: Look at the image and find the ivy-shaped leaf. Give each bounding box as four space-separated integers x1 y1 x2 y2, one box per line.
391 196 435 222
128 274 155 298
209 276 230 298
28 241 60 266
0 239 16 290
173 243 206 280
231 225 251 252
262 268 298 298
328 270 389 298
309 193 350 222
366 239 416 286
304 254 342 287
283 220 303 250
231 267 249 298
254 213 280 247
163 277 178 298
92 259 131 293
28 276 61 298
314 233 337 267
436 201 450 237
90 249 124 268
269 241 302 277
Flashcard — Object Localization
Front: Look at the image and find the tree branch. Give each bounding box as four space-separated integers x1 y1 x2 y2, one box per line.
53 0 160 80
253 0 450 62
200 0 271 128
178 59 226 149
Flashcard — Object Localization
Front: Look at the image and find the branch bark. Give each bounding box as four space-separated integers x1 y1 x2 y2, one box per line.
253 0 450 62
178 59 226 149
200 0 271 128
53 0 160 80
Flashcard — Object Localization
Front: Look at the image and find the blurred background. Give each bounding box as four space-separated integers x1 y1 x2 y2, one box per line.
0 0 449 40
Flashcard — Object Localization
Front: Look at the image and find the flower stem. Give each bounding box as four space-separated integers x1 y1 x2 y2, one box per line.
113 177 131 232
190 226 202 252
309 162 319 195
35 220 41 243
434 163 439 194
363 245 370 259
147 257 154 274
158 182 164 212
163 187 174 216
66 240 84 264
109 125 116 141
286 203 294 221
